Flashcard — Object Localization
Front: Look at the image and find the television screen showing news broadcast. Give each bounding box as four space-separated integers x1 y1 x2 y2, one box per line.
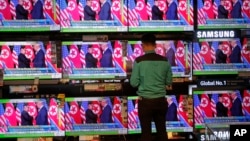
197 0 250 29
64 96 127 135
0 41 62 80
193 89 250 130
192 38 250 75
0 0 60 31
127 0 193 32
0 97 65 138
59 0 127 32
126 40 191 77
127 95 193 134
61 41 126 79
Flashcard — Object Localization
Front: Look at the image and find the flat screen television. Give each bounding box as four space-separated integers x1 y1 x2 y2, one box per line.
193 89 250 130
0 0 60 32
64 96 127 135
59 0 127 32
61 41 126 79
192 38 250 75
0 97 65 138
0 41 62 80
126 40 191 77
127 0 194 32
127 95 193 134
197 0 250 29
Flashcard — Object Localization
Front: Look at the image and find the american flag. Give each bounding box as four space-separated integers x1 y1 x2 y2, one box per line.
188 0 194 24
210 94 218 117
127 43 135 62
107 41 115 67
147 0 154 20
127 99 138 129
80 44 88 68
80 101 88 124
211 41 218 64
78 0 86 20
193 42 203 70
193 94 204 124
12 45 21 68
0 103 8 133
15 103 24 126
62 45 72 73
10 0 18 19
56 0 60 23
60 0 71 27
123 0 128 25
59 108 65 130
197 0 207 24
128 0 139 26
213 0 220 18
64 102 73 130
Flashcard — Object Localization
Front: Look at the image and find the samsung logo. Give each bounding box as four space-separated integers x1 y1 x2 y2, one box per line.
197 30 235 38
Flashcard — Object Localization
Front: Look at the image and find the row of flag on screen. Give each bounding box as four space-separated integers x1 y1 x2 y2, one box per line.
192 38 250 70
127 96 193 129
62 41 124 71
194 90 250 124
0 98 65 133
64 96 126 130
197 0 250 23
0 0 57 22
126 40 190 70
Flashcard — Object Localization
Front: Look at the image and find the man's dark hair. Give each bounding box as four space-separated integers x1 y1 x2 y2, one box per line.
141 33 156 45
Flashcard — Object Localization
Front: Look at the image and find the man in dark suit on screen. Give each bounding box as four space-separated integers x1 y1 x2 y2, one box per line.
84 0 96 20
215 42 227 63
229 40 241 63
100 98 113 123
85 46 98 68
21 104 33 125
16 0 29 20
18 46 30 68
36 101 48 125
216 95 228 117
230 0 242 18
100 43 113 67
166 96 178 121
33 43 46 68
164 41 176 66
166 0 178 20
152 0 163 20
86 103 98 123
31 0 44 19
218 0 228 19
98 0 111 20
230 91 243 116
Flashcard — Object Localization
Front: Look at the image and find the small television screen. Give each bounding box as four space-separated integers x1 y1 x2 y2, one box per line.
64 96 127 135
126 40 191 77
59 0 127 32
0 0 60 32
197 0 250 29
0 41 62 80
127 95 193 134
193 89 250 130
61 41 126 79
0 97 65 138
192 38 250 75
127 0 194 32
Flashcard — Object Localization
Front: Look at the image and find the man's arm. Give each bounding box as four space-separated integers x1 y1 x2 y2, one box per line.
165 62 173 86
130 61 140 87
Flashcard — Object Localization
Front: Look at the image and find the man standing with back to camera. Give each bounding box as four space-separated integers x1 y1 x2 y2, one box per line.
130 33 173 141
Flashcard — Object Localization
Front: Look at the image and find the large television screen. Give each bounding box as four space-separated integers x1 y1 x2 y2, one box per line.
59 0 127 32
192 38 250 75
193 89 250 130
126 40 191 77
64 96 127 135
0 97 65 138
0 0 60 31
127 95 193 134
127 0 194 32
61 41 126 79
197 0 250 29
0 41 62 80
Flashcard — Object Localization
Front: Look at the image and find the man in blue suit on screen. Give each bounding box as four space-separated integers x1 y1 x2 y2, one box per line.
84 0 96 20
230 91 243 116
98 0 111 20
35 101 48 125
31 0 44 19
166 0 178 20
166 96 178 121
100 43 113 67
33 43 46 68
229 40 241 63
100 98 113 123
230 0 242 18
